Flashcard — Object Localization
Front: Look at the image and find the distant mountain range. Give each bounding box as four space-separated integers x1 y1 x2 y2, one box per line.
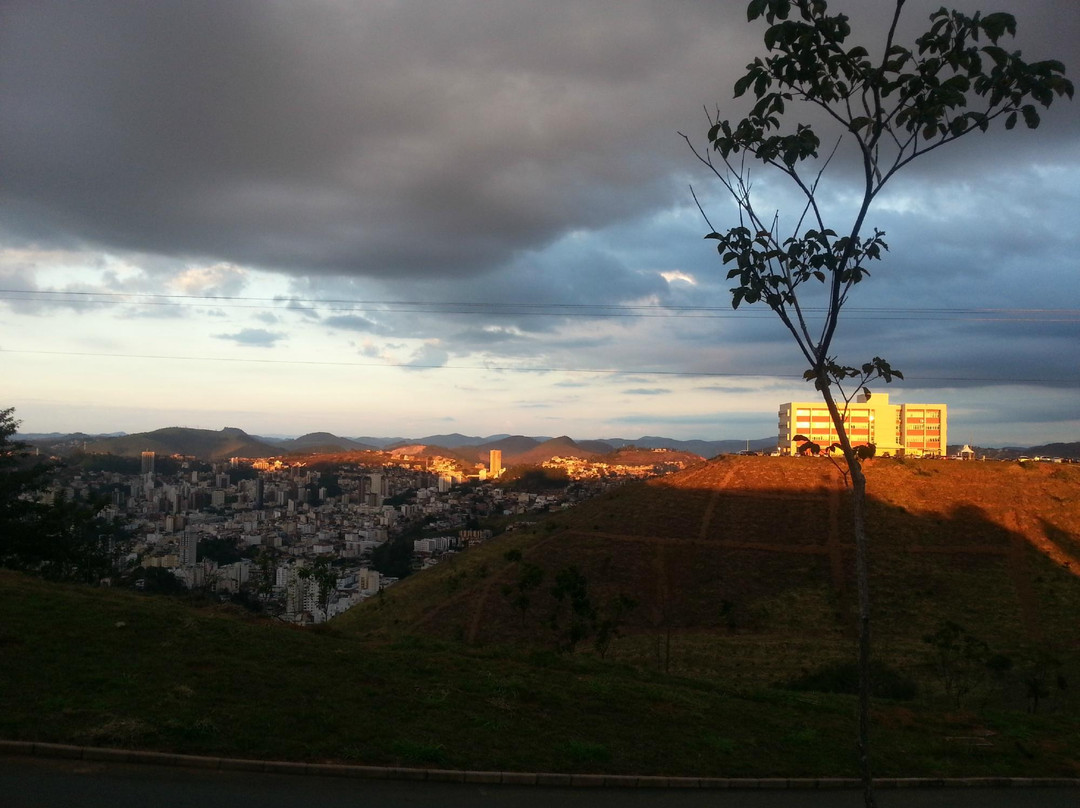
19 426 779 464
18 426 1078 464
947 442 1080 460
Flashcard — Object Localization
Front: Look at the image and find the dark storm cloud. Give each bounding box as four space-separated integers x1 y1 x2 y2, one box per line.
6 0 1071 284
959 399 1080 426
0 0 741 278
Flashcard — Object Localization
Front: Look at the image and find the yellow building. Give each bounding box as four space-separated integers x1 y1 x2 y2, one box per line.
778 393 946 457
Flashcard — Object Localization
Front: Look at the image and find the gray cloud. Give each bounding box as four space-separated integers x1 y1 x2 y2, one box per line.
7 0 1069 282
214 328 284 348
695 384 760 394
323 314 378 333
0 0 739 278
403 344 450 369
622 388 672 396
610 412 768 428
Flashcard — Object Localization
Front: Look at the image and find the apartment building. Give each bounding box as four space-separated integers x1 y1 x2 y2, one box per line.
778 393 946 457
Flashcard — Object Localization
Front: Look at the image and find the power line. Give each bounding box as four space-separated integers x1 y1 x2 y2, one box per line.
1 347 1074 386
1 289 1077 322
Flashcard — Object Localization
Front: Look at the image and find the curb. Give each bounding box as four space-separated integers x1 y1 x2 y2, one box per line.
2 740 1079 789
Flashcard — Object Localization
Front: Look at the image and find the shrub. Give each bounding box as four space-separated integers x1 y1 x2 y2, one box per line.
783 660 917 701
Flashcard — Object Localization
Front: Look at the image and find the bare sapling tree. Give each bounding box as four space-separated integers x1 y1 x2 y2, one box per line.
684 1 1071 804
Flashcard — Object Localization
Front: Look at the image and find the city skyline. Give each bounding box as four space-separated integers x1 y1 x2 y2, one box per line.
2 0 1077 445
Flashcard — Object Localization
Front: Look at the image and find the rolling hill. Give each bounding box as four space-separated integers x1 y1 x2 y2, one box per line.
1027 441 1080 459
82 427 281 460
271 432 379 454
503 436 601 466
340 456 1080 699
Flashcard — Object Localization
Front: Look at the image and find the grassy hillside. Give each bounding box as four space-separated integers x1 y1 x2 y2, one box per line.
341 456 1080 715
2 568 1079 777
3 456 1079 776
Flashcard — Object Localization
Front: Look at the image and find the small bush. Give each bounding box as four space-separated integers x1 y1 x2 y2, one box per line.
782 660 917 701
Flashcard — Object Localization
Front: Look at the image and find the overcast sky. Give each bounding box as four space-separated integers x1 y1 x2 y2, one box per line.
2 0 1077 445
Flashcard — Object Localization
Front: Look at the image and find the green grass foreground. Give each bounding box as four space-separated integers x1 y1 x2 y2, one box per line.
1 569 1077 777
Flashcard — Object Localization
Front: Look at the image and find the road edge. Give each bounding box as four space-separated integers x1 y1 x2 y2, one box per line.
2 740 1078 790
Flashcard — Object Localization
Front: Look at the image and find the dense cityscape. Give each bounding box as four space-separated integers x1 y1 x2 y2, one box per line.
38 443 696 624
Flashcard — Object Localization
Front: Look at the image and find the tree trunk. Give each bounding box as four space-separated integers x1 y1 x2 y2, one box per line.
851 460 875 808
820 384 876 807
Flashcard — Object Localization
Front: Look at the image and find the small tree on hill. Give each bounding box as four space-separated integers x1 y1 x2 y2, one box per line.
923 620 990 707
594 593 638 660
548 566 596 652
501 555 545 626
0 407 120 582
685 3 1071 804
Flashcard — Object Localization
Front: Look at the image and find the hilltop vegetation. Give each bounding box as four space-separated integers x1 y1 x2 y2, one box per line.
2 456 1079 776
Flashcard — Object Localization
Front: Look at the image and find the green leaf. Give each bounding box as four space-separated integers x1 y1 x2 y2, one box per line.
1021 104 1040 129
982 45 1008 68
849 116 872 133
1005 111 1018 130
747 0 767 22
980 12 1016 44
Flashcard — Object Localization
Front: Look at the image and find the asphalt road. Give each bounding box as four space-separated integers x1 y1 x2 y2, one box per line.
2 756 1077 808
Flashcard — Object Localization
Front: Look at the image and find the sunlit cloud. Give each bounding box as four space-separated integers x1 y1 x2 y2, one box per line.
661 270 697 285
168 263 249 296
